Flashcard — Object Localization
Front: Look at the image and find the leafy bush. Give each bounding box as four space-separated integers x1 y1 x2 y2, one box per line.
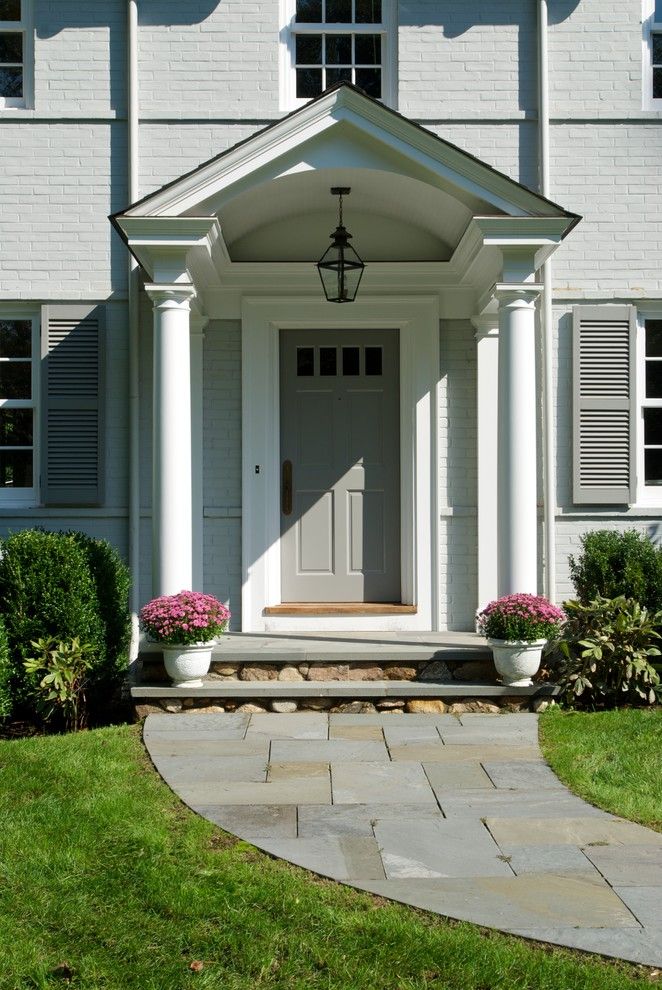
24 636 95 732
0 617 11 721
0 529 131 724
552 595 662 708
569 529 662 612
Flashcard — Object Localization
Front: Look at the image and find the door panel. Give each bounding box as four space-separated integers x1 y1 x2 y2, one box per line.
280 329 400 602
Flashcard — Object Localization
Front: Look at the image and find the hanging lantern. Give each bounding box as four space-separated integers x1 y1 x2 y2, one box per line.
317 187 365 303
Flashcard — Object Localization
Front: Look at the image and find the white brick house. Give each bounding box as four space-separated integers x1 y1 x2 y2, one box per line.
1 0 661 635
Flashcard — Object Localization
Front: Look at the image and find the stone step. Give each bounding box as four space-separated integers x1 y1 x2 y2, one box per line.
132 680 558 700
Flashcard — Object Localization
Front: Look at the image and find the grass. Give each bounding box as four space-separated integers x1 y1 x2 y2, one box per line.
540 706 662 832
0 724 658 990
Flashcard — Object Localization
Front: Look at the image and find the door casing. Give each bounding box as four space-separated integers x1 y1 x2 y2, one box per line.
241 295 440 632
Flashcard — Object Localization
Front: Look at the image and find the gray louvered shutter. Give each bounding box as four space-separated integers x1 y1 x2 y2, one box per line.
573 304 636 504
41 304 104 506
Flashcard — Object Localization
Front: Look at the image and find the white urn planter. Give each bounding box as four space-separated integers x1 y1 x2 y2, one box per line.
487 638 546 687
162 642 213 688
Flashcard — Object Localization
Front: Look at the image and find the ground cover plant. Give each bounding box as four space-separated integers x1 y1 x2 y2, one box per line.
0 724 656 990
540 706 662 832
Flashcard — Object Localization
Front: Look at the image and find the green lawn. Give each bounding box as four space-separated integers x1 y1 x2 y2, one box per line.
540 706 662 832
0 723 657 990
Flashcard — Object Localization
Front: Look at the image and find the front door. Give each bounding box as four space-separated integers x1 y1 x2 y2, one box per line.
280 329 400 602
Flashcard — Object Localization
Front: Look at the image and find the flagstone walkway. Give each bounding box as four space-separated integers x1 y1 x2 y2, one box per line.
143 711 662 968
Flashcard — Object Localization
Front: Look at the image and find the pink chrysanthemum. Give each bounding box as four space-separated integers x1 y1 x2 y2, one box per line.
140 591 230 646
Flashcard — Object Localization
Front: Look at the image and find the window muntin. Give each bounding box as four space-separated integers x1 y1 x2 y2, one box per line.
0 315 37 500
283 0 393 108
0 0 30 108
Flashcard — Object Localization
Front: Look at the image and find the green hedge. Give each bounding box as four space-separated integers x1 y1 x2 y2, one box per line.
0 616 11 721
0 529 131 723
569 529 662 613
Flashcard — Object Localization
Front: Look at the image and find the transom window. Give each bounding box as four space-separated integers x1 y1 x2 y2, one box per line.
0 315 38 501
296 344 383 377
281 0 395 109
0 0 32 108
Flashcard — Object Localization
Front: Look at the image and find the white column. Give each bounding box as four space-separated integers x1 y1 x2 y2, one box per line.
190 316 208 592
473 317 499 608
496 286 542 596
145 283 196 597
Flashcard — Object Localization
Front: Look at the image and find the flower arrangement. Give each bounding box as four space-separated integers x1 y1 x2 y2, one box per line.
140 591 230 647
476 593 565 643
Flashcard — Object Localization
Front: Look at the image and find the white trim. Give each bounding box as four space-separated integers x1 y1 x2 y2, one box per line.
473 316 499 610
241 294 439 633
279 0 397 112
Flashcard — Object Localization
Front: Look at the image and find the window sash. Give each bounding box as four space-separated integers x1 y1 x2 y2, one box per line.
0 313 38 501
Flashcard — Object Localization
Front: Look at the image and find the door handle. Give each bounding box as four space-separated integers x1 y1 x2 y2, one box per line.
282 460 293 515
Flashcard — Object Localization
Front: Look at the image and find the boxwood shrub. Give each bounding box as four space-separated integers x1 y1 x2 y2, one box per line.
0 529 130 722
0 617 11 721
569 529 662 613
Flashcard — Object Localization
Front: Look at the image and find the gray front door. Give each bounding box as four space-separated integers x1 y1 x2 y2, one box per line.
280 329 400 602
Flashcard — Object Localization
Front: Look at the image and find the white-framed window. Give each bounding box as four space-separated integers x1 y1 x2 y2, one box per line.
280 0 396 110
643 0 662 110
636 313 662 503
0 312 38 504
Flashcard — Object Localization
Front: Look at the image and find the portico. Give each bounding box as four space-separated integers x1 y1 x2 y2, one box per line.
111 83 579 631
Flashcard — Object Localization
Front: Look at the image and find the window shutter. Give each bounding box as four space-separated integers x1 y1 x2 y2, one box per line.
41 304 104 507
573 304 636 504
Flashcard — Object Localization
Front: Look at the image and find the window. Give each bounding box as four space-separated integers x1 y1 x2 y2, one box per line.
643 0 662 109
281 0 395 109
637 317 662 500
0 0 32 108
0 313 38 503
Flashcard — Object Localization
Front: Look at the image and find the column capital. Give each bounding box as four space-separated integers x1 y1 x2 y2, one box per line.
144 283 196 310
493 283 543 307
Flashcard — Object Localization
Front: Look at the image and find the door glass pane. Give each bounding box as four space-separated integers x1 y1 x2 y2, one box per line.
0 32 21 62
646 361 662 398
296 67 322 97
342 346 360 376
355 33 380 63
355 66 381 96
0 1 21 19
645 448 662 485
0 408 32 445
654 66 662 99
326 0 351 22
319 346 337 376
0 449 32 488
0 362 30 398
0 319 31 357
365 346 382 376
296 34 322 63
653 34 662 61
325 33 351 63
296 0 322 22
356 0 381 23
297 347 315 376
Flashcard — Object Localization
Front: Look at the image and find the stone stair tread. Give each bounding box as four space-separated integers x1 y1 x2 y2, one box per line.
131 680 559 699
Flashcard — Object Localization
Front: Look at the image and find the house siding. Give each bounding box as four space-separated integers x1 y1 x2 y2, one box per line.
0 0 659 628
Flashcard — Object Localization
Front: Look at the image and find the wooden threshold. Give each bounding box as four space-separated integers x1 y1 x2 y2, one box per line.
263 602 418 616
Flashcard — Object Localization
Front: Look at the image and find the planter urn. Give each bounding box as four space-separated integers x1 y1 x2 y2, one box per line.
162 642 213 688
487 638 546 687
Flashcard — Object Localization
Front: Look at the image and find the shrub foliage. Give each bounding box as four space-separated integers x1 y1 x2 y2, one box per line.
0 528 130 724
0 616 11 721
569 529 662 612
553 596 662 709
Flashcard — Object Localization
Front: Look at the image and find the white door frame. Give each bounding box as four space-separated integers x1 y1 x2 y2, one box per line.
241 295 440 632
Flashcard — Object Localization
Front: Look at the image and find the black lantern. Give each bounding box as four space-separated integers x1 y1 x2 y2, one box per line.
317 187 365 303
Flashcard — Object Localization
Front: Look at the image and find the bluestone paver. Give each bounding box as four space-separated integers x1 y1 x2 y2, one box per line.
375 819 513 879
584 845 662 886
143 712 662 968
482 760 566 790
